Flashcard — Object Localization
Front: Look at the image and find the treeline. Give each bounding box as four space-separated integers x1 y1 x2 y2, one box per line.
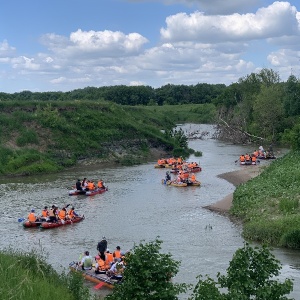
0 83 226 105
2 68 300 148
212 69 300 147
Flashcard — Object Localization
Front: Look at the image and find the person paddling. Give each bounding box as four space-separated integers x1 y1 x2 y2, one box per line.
97 236 108 257
27 209 38 222
75 179 83 191
79 251 93 270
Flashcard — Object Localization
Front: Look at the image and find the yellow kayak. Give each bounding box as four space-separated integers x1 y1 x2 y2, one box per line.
167 181 188 187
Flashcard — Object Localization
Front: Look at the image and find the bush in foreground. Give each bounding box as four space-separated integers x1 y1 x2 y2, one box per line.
106 239 188 300
189 243 293 300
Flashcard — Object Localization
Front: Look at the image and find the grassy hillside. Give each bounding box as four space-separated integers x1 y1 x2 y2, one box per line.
230 151 300 249
0 249 96 300
0 101 214 176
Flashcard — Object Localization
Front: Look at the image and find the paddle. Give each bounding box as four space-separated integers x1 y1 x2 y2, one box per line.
18 218 25 222
94 282 105 290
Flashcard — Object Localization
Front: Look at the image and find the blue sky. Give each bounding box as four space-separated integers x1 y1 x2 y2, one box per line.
1 0 300 93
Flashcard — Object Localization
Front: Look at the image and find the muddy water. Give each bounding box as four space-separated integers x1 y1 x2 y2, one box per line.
0 124 299 299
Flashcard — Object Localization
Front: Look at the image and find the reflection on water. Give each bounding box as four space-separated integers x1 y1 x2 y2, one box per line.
0 124 299 299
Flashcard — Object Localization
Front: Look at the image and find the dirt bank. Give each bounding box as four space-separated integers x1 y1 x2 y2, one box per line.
204 165 262 215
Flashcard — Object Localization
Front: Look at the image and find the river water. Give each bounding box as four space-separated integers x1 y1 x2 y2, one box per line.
0 124 299 299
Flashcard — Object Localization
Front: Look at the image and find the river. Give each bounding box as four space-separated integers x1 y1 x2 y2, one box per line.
0 124 299 299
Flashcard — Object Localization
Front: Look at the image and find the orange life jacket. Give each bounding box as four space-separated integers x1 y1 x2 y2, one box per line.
240 155 245 162
96 258 107 271
68 209 74 219
97 181 103 188
87 182 95 190
113 250 121 259
58 210 66 220
28 213 36 222
41 210 48 217
105 252 114 269
190 174 196 182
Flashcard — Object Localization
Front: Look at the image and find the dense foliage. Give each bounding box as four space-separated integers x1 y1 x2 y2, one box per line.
0 83 226 105
231 151 300 248
189 243 293 300
106 239 188 300
213 69 300 147
2 68 300 149
0 101 214 176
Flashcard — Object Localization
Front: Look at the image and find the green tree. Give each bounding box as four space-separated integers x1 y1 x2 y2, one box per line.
106 239 187 300
284 75 300 117
252 85 284 140
189 243 293 300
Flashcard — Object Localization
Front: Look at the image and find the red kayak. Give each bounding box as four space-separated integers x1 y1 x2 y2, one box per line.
40 215 85 229
85 187 108 196
23 220 43 228
69 187 107 196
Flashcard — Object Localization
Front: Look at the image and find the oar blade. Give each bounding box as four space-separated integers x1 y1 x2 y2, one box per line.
94 282 105 290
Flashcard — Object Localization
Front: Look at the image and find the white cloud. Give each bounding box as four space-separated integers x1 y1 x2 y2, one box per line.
41 29 148 58
0 40 16 61
160 2 300 43
2 2 300 92
11 56 40 70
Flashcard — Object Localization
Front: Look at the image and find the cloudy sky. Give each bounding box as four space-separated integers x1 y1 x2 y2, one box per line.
1 0 300 93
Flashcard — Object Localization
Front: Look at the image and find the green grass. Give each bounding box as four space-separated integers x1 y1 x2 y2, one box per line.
0 248 97 300
230 151 300 248
0 100 215 175
142 103 217 123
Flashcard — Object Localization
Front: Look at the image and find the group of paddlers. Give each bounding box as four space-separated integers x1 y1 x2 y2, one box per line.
157 157 184 167
27 204 79 223
254 145 275 158
238 145 276 164
239 153 258 164
165 170 199 184
78 237 127 280
75 177 106 191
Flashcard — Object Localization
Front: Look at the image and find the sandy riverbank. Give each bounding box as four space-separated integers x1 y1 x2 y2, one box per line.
204 165 262 214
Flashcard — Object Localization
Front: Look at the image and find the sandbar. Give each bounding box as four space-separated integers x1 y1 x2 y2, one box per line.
204 165 262 214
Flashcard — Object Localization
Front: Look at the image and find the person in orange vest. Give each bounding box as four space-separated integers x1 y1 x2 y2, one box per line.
105 249 114 269
48 205 58 223
58 207 67 221
113 246 122 261
95 252 107 273
97 179 106 189
28 209 38 222
251 155 257 164
86 180 95 191
41 206 49 218
240 155 245 162
189 173 196 183
67 206 79 219
253 150 259 157
40 206 49 221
